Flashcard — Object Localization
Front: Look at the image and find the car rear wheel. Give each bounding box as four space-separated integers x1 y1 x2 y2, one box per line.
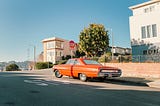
79 73 87 82
55 70 63 78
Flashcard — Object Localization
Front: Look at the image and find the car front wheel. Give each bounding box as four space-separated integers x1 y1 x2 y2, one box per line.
55 70 63 78
79 73 87 82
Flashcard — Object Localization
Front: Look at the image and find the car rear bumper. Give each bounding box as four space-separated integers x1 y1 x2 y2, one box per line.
98 72 122 78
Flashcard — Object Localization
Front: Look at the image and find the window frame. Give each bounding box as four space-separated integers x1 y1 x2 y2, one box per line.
141 26 146 39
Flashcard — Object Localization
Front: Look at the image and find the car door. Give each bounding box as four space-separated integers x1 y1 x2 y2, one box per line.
60 59 75 76
71 59 82 77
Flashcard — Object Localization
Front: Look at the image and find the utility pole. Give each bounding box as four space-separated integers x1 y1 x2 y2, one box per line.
33 46 36 70
27 48 30 70
107 28 114 60
111 29 114 60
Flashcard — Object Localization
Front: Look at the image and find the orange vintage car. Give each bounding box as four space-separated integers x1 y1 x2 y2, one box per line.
53 58 122 81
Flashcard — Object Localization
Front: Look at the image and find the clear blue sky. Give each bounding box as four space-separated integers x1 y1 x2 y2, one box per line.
0 0 149 62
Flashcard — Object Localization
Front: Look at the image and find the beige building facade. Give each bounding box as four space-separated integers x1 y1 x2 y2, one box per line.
42 37 76 64
129 0 160 62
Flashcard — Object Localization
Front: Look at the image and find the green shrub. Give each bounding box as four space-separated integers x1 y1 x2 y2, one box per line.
98 52 111 63
118 55 132 63
35 62 53 69
6 64 20 71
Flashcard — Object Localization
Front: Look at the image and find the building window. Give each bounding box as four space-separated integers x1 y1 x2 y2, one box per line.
141 26 146 39
55 41 63 49
144 6 155 13
150 6 155 12
60 51 62 56
144 8 149 13
56 51 57 56
147 25 151 38
47 42 54 49
141 24 157 39
47 50 54 62
55 51 63 57
152 24 157 37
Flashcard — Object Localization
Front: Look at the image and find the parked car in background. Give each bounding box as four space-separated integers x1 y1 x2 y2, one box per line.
52 58 122 81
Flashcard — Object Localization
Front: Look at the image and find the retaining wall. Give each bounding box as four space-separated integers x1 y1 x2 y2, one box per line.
102 63 160 78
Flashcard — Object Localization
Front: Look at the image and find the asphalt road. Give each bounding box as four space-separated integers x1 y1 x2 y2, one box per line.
0 71 160 106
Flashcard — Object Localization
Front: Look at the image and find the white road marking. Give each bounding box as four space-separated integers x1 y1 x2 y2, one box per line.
36 83 48 86
52 79 71 84
24 80 48 86
24 80 41 84
61 80 70 84
43 81 59 85
24 79 71 86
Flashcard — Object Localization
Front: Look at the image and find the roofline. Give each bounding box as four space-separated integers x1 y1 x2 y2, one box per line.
108 46 131 49
129 0 160 10
42 37 67 43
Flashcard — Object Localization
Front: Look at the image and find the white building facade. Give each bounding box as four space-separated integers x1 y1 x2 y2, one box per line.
42 37 76 64
129 0 160 62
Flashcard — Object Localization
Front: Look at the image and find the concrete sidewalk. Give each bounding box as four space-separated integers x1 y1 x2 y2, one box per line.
111 77 160 89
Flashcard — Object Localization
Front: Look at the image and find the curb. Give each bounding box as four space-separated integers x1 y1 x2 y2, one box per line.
107 78 160 89
147 80 160 89
106 78 149 86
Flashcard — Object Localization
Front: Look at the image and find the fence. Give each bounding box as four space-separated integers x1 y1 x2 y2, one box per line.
132 55 160 63
91 55 160 63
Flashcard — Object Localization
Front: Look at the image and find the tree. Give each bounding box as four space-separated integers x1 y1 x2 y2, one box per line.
74 50 86 58
6 64 20 71
79 24 109 57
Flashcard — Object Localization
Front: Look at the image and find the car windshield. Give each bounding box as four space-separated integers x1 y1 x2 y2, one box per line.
83 59 101 65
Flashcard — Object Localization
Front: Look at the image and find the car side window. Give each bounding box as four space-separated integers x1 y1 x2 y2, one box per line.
66 60 71 64
74 60 80 65
66 59 75 65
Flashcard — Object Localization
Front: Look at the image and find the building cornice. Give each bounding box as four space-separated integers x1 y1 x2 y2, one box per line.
42 37 65 43
129 0 160 10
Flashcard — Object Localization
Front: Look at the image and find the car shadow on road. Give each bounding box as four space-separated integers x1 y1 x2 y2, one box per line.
87 77 152 87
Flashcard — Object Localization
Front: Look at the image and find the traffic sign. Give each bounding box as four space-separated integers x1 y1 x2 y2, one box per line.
69 40 75 49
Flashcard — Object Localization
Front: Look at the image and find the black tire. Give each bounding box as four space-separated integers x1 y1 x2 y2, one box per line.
98 77 106 82
55 70 63 78
79 73 87 82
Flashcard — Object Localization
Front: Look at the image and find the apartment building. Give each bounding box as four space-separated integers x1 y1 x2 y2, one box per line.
42 37 76 64
129 0 160 62
108 46 131 56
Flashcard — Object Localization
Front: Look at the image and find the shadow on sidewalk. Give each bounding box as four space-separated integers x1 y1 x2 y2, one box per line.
88 77 154 86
